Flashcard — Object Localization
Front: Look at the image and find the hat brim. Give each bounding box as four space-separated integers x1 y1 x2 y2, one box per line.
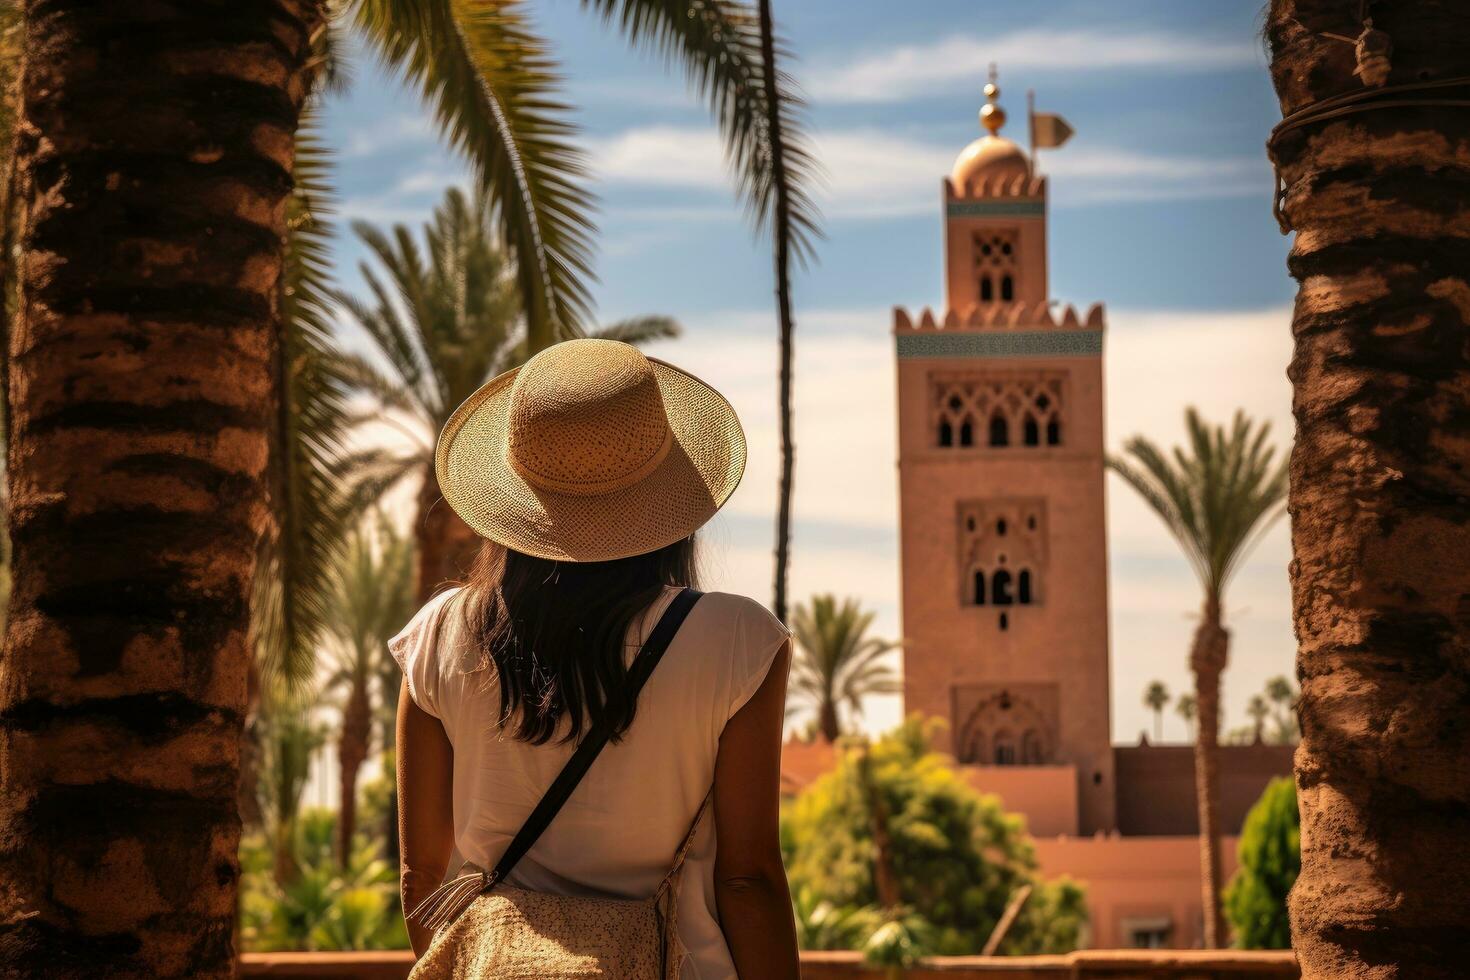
435 357 747 563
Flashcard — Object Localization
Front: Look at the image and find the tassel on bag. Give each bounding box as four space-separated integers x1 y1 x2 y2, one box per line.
411 867 496 933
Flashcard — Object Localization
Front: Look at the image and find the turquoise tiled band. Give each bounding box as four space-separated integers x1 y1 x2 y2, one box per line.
896 330 1103 359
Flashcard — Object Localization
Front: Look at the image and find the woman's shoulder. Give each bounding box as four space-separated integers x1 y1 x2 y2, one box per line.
388 587 468 719
691 589 789 640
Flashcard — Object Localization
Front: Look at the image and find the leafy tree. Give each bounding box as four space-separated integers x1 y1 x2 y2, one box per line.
327 515 418 866
1143 680 1170 742
781 717 1086 956
791 887 882 951
1225 777 1299 950
789 594 902 741
336 188 681 598
1109 408 1287 946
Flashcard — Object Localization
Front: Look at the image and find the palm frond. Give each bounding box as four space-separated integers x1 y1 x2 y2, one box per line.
254 111 355 688
580 0 820 262
351 0 596 352
590 315 681 344
1108 407 1288 602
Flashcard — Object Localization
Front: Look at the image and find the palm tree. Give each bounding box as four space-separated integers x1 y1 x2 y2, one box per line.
1263 674 1296 743
0 5 329 975
754 0 819 624
327 516 417 867
1176 693 1197 742
1246 695 1270 745
0 3 816 968
790 595 902 742
1267 10 1470 973
258 680 331 888
335 187 681 598
1143 681 1170 743
1109 408 1287 948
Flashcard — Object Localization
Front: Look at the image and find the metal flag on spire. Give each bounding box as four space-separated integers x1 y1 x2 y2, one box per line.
1027 89 1075 155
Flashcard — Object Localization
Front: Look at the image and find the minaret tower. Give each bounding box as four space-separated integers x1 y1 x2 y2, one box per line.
893 72 1115 834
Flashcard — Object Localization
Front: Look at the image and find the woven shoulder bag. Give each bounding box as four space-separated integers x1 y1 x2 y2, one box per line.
407 588 706 980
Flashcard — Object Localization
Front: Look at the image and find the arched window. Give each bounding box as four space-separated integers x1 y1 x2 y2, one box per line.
988 412 1009 447
1023 414 1040 446
996 518 1007 536
973 570 986 606
979 276 994 302
1021 730 1044 765
938 419 953 446
993 729 1017 765
1000 275 1014 301
1046 418 1061 446
1018 570 1033 605
959 417 974 447
992 569 1015 606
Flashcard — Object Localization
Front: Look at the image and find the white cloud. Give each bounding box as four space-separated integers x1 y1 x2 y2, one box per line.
342 114 437 157
590 125 1266 216
806 29 1260 104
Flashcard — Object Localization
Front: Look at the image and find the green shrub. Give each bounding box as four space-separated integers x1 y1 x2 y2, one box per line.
1225 776 1299 948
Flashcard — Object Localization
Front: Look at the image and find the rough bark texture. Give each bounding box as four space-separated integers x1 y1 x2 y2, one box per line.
336 676 370 868
415 464 481 603
1189 602 1229 948
0 2 321 977
1267 2 1470 976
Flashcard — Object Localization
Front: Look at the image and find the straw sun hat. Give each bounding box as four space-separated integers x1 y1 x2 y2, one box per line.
435 338 746 563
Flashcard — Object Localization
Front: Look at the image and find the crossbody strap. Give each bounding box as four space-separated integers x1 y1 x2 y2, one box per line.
411 586 703 931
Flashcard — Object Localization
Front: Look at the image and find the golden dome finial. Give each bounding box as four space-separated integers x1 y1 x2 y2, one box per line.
980 63 1006 135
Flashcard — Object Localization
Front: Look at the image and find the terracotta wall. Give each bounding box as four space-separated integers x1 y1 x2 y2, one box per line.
1113 744 1295 836
239 949 1299 979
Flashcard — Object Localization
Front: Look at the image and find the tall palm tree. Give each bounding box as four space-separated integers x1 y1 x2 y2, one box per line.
0 4 328 976
754 0 818 624
327 516 417 867
1143 680 1170 742
1246 695 1270 745
257 679 331 887
790 594 902 742
0 2 816 970
336 188 680 600
1175 693 1197 742
1266 7 1470 973
1109 407 1287 948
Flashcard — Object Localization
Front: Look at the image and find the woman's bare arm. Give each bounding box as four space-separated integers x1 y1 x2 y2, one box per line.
713 639 799 979
397 678 455 956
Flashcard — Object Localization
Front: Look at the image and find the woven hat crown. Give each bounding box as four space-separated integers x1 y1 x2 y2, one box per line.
506 340 673 497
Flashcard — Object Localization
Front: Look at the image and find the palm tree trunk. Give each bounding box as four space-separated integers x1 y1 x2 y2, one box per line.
1190 597 1229 948
337 674 371 868
819 699 841 743
0 3 322 975
756 0 796 625
1267 3 1470 974
416 463 482 603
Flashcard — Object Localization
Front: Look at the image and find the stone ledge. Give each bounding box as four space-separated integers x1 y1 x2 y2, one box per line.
239 948 1299 979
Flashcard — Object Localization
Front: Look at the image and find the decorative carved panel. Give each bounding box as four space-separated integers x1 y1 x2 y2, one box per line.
931 370 1065 449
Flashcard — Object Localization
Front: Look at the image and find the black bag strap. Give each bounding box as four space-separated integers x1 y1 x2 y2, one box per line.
410 587 703 930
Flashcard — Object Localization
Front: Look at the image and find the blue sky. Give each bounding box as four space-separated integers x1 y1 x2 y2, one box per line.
322 0 1300 744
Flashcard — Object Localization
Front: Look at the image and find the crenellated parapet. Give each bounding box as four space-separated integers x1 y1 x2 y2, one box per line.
893 302 1105 359
894 301 1105 333
944 173 1046 200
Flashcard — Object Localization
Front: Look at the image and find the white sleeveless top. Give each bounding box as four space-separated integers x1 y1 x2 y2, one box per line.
389 585 789 980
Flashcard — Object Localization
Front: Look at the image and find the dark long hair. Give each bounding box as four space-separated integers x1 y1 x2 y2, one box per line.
457 535 699 745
